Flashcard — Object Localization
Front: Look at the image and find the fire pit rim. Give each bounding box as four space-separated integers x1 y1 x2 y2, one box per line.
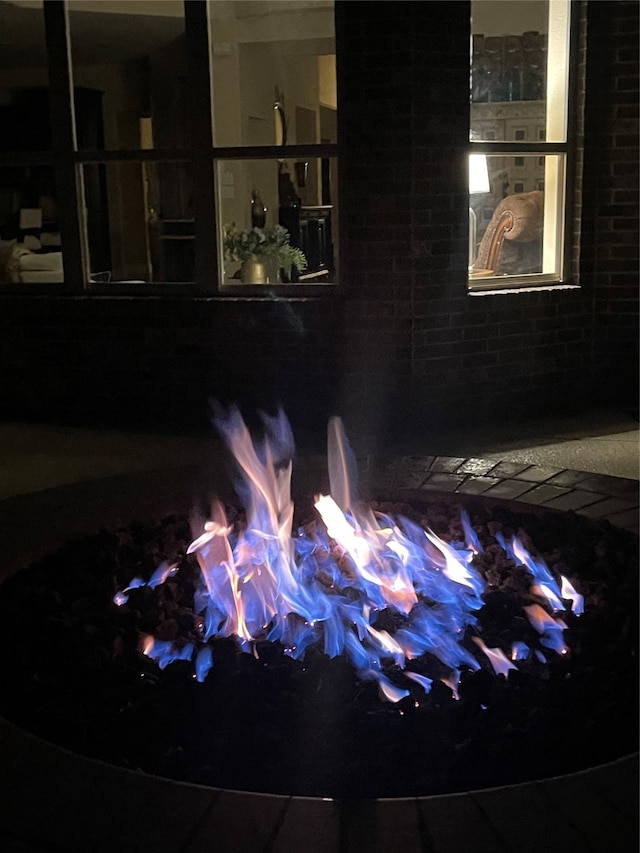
0 460 637 852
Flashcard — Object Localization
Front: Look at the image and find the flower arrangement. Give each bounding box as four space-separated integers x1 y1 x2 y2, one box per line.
223 223 307 280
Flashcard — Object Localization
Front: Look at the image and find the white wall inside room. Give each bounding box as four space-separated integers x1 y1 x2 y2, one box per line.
219 36 334 233
230 1 334 18
318 54 337 110
472 0 548 35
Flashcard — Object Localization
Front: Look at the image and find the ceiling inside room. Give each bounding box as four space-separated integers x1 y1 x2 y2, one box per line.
0 1 334 67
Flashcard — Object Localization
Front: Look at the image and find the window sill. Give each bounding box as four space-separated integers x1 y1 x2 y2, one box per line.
86 282 339 299
0 282 72 296
217 281 338 299
468 282 580 296
0 281 341 299
468 271 579 295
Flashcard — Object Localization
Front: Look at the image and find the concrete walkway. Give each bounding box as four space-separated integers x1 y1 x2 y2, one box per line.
1 408 638 502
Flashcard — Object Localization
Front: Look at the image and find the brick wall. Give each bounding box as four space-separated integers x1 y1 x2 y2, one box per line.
580 0 639 406
0 295 342 433
336 0 626 438
0 0 636 437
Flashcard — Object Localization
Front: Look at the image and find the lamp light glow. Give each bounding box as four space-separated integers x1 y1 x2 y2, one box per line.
469 154 490 271
469 154 490 194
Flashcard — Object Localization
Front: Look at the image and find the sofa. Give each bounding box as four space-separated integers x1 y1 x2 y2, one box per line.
0 240 63 283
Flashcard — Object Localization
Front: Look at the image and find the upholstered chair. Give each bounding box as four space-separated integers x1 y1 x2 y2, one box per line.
472 190 544 276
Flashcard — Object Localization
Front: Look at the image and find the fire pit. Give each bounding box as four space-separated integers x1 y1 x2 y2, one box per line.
0 412 633 844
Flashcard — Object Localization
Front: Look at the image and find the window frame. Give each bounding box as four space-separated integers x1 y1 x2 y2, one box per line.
468 0 580 294
0 0 339 297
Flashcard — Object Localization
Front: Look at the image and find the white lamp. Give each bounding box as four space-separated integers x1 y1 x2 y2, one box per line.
468 154 490 270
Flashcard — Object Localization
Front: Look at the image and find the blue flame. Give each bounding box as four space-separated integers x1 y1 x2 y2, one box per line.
119 410 579 701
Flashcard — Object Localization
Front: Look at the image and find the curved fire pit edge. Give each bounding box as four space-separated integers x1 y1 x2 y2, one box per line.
0 464 637 853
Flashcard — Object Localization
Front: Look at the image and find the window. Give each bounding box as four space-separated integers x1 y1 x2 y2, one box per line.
469 0 572 290
0 0 337 292
208 0 338 288
68 0 193 285
0 1 57 283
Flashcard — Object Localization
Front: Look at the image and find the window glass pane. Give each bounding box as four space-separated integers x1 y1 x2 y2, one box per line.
209 1 336 148
217 156 338 285
0 167 62 283
0 1 50 148
471 0 569 143
69 1 188 150
0 1 53 257
469 154 564 280
81 160 194 283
